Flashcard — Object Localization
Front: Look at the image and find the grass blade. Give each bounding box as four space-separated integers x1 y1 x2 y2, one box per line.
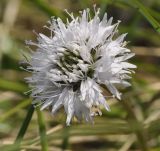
15 105 34 144
119 0 160 33
36 106 48 151
0 78 28 92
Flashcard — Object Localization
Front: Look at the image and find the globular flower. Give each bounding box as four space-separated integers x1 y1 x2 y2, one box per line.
25 8 136 125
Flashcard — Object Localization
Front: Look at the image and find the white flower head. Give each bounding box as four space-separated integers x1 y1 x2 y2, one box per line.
25 7 136 125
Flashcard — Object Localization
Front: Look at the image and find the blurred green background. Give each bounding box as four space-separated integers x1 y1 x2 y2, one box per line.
0 0 160 151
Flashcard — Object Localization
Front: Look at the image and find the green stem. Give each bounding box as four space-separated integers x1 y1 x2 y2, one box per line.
62 125 70 150
36 106 48 151
15 105 34 144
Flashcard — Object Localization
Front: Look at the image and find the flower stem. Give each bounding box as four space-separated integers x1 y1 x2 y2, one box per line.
36 106 48 151
61 125 70 150
15 105 34 144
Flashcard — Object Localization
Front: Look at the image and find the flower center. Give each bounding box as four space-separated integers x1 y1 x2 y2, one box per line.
52 46 101 91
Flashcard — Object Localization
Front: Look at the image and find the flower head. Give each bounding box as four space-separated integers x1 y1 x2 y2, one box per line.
25 8 136 125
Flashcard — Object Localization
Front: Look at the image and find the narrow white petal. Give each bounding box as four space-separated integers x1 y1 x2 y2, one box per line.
121 62 137 69
114 53 135 62
52 88 68 114
116 33 127 44
105 82 121 100
41 99 53 110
